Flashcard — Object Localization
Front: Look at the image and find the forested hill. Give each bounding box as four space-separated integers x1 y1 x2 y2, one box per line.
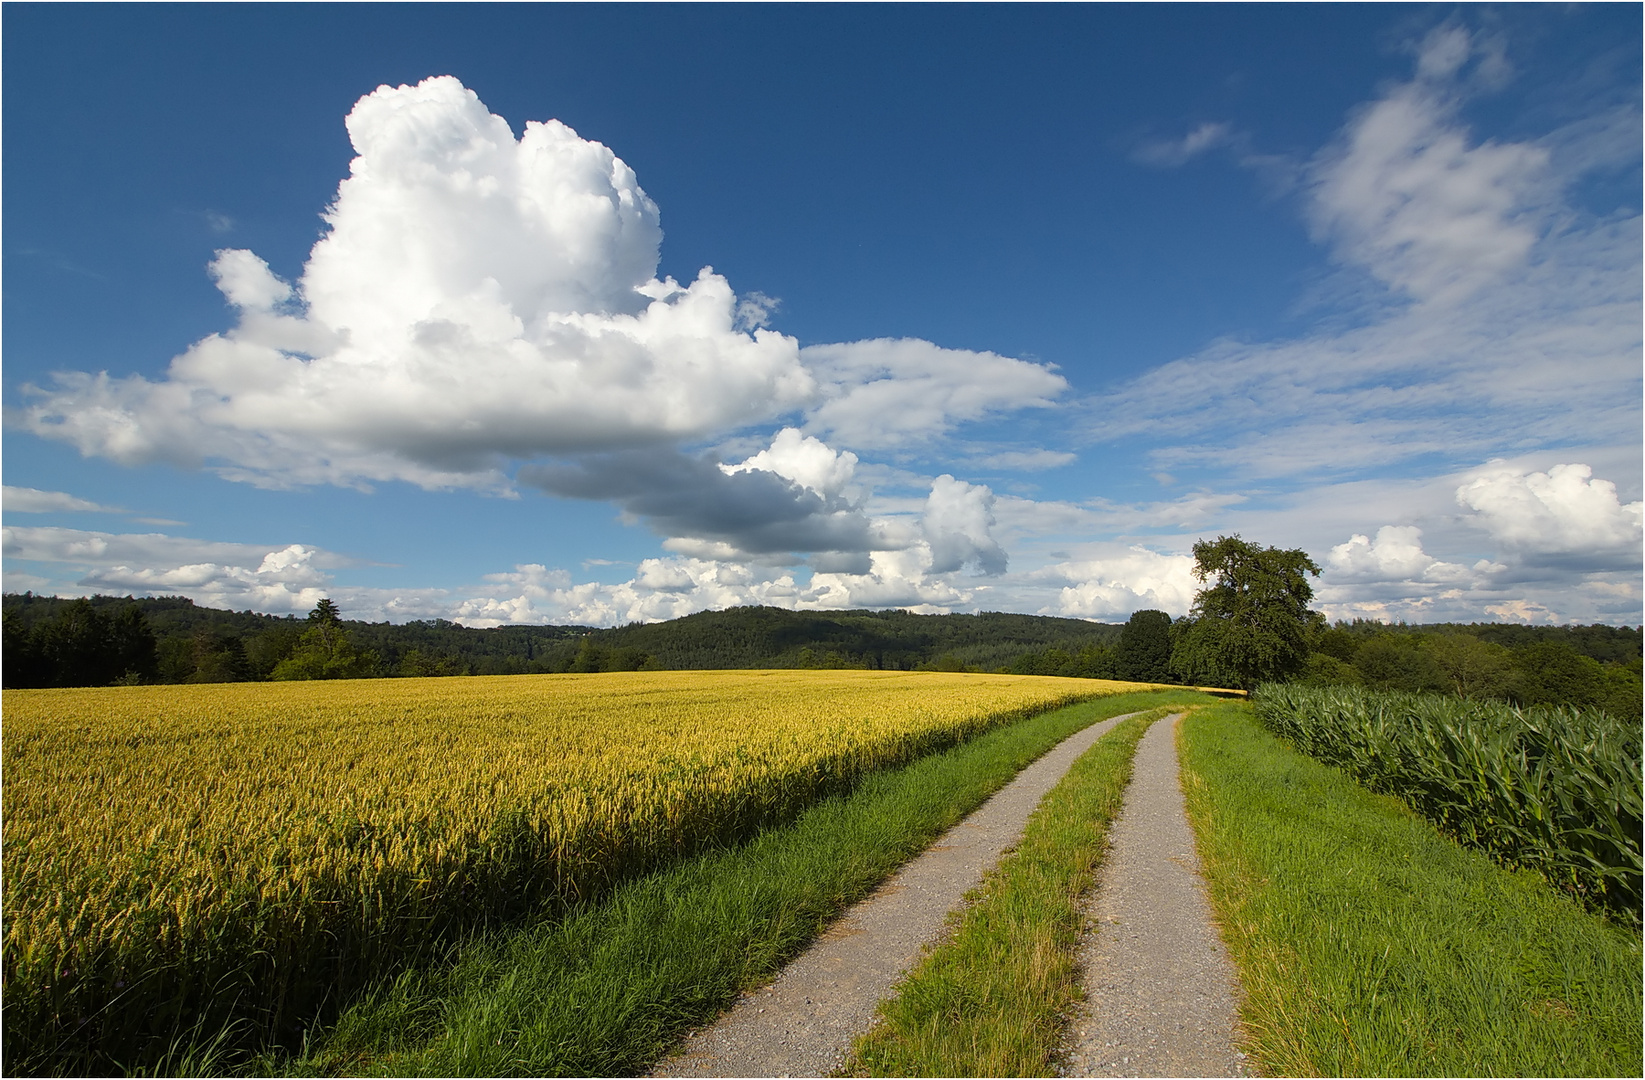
592 607 1123 671
4 593 1640 713
1 594 1123 686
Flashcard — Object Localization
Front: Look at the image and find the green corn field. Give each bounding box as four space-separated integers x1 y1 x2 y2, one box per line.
1252 683 1642 921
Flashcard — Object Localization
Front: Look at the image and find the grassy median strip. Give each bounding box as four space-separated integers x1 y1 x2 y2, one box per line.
839 706 1178 1077
1178 702 1643 1078
277 689 1204 1078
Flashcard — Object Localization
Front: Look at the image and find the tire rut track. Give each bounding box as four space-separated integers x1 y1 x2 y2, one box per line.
650 710 1143 1079
1057 714 1249 1078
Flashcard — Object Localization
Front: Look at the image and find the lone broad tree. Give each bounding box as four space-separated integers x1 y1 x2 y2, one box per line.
270 597 376 680
1170 535 1322 690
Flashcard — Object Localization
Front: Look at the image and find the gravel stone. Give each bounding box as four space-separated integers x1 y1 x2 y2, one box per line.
1057 714 1249 1078
650 710 1143 1079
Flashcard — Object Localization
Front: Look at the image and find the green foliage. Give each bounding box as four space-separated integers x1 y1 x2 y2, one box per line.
395 647 470 678
1509 642 1607 709
1597 658 1644 722
1296 653 1361 687
1180 704 1642 1078
595 606 1124 672
1301 622 1640 719
1252 683 1642 920
2 594 1124 687
1008 643 1118 679
1425 632 1514 699
1115 608 1173 682
1171 535 1322 689
1466 620 1643 664
566 638 656 673
268 599 379 680
1309 623 1362 662
1350 634 1448 693
1 598 157 687
1312 617 1641 666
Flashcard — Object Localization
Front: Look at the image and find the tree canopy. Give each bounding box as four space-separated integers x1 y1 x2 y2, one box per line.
1115 609 1173 682
2 599 158 688
269 599 378 680
1170 535 1322 690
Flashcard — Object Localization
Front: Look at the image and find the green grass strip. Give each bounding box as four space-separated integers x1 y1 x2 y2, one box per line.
1178 702 1642 1078
283 689 1211 1078
840 707 1170 1077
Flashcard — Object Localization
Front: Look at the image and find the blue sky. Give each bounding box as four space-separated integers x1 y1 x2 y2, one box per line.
3 4 1640 628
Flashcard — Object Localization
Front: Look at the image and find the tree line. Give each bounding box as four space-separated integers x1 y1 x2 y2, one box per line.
1 596 1123 687
1161 535 1641 720
4 541 1639 721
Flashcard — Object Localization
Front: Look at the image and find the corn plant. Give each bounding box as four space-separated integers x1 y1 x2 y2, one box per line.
1252 683 1641 921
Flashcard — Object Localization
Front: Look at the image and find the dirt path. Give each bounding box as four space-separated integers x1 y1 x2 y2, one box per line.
651 710 1143 1079
1057 714 1249 1078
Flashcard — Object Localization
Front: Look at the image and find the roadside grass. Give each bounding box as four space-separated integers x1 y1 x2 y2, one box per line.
277 689 1209 1077
839 706 1178 1077
1179 702 1643 1078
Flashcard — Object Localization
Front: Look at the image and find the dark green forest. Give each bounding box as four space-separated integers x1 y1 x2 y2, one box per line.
2 593 1128 686
2 592 1639 719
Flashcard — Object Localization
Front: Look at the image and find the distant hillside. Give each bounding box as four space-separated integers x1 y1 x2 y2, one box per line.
593 606 1124 671
1327 617 1643 666
1 593 587 684
4 594 1639 712
1 594 1123 685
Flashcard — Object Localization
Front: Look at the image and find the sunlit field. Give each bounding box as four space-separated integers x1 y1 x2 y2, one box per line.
2 669 1137 1070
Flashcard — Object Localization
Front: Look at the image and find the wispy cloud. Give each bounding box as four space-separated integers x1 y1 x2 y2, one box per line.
1132 122 1238 168
1307 26 1554 307
800 338 1066 451
972 449 1078 472
1084 56 1639 486
2 486 124 514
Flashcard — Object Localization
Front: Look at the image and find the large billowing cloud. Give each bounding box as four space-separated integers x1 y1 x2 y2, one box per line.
1456 462 1643 569
1036 547 1200 619
1324 525 1475 584
1 75 1064 621
17 76 1065 505
14 73 1069 607
18 77 810 489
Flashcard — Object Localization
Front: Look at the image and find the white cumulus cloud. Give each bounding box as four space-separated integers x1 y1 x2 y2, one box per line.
1325 524 1472 584
19 76 812 491
1039 547 1199 619
722 427 860 499
1456 461 1643 567
922 475 1007 576
18 77 1070 511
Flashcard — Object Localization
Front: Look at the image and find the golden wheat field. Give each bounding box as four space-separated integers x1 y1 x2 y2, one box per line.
2 669 1132 1061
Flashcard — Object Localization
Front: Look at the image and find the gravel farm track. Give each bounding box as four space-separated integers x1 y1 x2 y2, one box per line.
651 711 1247 1079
